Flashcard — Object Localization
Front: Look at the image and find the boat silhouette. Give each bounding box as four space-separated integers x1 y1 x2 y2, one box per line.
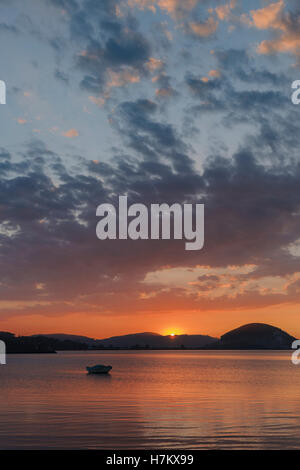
86 364 112 374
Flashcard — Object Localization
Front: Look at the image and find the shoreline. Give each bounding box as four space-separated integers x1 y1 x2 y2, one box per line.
6 348 293 354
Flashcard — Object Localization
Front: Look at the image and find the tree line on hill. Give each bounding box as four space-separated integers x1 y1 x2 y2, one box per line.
0 332 88 353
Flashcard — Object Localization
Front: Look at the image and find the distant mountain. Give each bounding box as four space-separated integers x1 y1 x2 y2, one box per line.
98 332 163 348
39 332 217 349
98 332 217 348
36 333 99 347
0 332 57 353
207 323 296 350
167 334 217 349
0 332 90 353
1 324 297 352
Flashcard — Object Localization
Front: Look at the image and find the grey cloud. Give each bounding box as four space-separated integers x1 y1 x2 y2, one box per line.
1 122 300 316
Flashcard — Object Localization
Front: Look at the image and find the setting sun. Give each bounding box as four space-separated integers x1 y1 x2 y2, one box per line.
161 327 183 337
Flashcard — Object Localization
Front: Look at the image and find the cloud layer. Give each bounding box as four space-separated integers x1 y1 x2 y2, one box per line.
0 0 299 333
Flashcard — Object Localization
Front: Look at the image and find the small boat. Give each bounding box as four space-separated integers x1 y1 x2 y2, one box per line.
86 364 112 374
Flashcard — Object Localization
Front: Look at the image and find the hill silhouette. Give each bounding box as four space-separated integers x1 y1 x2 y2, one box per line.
0 323 296 353
207 323 296 350
0 332 87 353
42 332 217 349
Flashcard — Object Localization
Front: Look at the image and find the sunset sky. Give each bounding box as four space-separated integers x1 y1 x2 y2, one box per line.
0 0 300 339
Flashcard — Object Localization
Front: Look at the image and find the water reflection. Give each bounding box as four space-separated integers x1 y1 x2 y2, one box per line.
0 350 299 449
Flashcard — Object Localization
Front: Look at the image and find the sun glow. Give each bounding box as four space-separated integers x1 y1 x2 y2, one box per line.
162 327 183 337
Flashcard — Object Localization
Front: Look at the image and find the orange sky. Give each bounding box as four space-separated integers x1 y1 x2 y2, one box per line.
1 302 299 340
1 0 300 344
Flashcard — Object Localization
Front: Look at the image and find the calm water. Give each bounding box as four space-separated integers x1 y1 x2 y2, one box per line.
0 350 299 449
